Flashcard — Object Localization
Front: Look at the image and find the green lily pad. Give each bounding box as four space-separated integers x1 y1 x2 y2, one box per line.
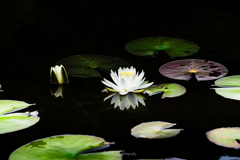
9 135 122 160
125 36 199 57
212 75 240 101
206 127 240 148
0 112 39 134
0 100 39 134
0 100 35 115
159 59 228 81
57 54 130 78
143 83 186 98
131 121 183 139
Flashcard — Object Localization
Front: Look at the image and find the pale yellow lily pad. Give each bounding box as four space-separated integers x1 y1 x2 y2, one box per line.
206 127 240 148
131 121 183 139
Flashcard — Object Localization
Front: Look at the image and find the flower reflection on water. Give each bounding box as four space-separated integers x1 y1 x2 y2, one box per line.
103 92 146 110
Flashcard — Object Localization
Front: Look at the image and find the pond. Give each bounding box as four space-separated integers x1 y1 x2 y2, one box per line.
1 1 240 160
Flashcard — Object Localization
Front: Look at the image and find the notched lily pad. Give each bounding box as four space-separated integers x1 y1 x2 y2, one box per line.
0 100 35 115
131 121 183 139
206 127 240 149
9 134 122 160
0 100 39 134
143 83 186 98
57 54 130 78
125 36 199 58
212 75 240 101
159 59 228 81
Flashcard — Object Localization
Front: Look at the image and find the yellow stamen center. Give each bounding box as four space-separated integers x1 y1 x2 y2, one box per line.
189 60 198 73
189 68 198 73
122 71 133 77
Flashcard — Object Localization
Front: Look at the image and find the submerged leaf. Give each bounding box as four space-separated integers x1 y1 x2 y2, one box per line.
159 59 228 81
212 76 240 101
143 83 186 98
131 121 183 139
57 54 130 78
125 36 199 58
9 134 122 160
206 128 240 148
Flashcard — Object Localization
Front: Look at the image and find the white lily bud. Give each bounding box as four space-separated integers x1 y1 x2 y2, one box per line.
50 65 69 84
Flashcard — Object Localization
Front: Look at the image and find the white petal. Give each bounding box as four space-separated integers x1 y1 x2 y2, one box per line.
119 90 129 95
134 77 146 88
136 82 154 90
110 71 121 87
102 79 123 92
120 78 128 89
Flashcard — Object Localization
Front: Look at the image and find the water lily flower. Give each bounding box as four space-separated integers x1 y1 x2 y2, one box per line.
101 66 153 95
50 65 69 84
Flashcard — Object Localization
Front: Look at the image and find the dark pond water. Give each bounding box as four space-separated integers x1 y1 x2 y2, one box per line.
1 1 240 159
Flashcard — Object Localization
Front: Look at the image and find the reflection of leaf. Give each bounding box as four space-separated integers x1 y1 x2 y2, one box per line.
125 36 199 58
57 54 130 78
9 135 122 160
131 121 183 139
103 92 145 110
0 100 39 134
212 76 240 101
206 128 240 149
159 59 228 81
143 83 186 98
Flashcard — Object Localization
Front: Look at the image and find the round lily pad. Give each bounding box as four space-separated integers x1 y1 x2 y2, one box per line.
57 54 130 78
131 121 183 139
0 112 39 134
206 127 240 148
159 59 228 81
212 75 240 101
143 83 186 98
9 134 122 160
125 36 199 58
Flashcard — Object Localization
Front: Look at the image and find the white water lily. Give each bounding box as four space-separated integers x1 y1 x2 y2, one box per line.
101 66 153 95
50 65 69 84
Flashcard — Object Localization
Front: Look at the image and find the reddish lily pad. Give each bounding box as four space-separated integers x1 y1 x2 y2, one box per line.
125 36 199 58
206 127 240 149
131 121 183 139
159 59 228 81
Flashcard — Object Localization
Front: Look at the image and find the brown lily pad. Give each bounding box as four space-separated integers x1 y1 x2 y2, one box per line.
159 59 228 81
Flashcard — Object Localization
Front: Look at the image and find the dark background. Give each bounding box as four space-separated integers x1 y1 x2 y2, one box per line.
1 1 240 160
